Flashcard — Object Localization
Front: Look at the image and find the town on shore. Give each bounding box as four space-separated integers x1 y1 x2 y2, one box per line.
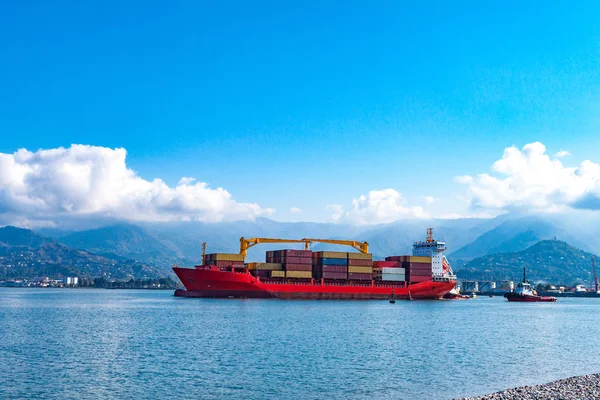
0 276 178 289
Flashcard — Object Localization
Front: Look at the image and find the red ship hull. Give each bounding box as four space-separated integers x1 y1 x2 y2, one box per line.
173 266 455 300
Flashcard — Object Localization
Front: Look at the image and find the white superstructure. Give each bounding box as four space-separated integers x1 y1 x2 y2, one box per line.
412 228 456 280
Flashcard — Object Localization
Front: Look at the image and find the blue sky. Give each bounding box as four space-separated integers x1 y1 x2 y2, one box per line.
1 1 600 225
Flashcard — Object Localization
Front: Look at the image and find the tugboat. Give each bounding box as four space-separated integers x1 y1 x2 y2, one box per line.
504 268 557 302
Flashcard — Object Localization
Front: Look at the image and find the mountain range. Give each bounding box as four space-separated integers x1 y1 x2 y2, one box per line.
0 226 163 280
2 212 600 283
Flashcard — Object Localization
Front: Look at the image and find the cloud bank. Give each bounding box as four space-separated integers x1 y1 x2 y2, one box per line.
328 189 430 225
0 145 274 226
457 142 600 213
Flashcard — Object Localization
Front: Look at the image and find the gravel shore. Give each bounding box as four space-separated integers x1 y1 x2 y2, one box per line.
455 373 600 400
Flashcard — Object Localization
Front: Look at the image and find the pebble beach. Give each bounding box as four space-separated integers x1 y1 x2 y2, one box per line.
456 374 600 400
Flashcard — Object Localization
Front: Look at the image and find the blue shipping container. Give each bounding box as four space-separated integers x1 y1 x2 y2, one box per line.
316 258 348 266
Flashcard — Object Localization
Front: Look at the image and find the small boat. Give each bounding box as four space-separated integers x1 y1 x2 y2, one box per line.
443 288 470 300
504 268 557 302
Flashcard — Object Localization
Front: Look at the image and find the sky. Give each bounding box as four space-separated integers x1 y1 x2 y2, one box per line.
1 1 600 227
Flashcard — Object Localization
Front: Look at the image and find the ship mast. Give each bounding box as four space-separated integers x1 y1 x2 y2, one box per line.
426 227 434 243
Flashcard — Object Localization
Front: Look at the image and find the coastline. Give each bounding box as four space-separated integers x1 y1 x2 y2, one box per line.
455 373 600 400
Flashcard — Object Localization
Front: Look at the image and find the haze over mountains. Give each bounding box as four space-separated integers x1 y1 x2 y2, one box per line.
2 212 600 284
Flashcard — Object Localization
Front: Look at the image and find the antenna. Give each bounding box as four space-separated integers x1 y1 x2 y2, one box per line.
426 228 434 243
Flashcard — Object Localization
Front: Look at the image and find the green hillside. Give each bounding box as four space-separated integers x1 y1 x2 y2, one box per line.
0 227 165 280
456 239 597 285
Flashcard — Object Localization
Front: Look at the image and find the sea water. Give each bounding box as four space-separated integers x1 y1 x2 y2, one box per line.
1 289 600 400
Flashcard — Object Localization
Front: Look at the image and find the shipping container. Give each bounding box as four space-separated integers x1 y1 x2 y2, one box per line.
281 256 312 264
380 274 406 282
278 249 312 257
347 259 373 267
348 266 373 274
386 255 432 263
271 270 286 278
320 265 348 273
347 252 373 260
286 271 312 279
348 273 371 280
253 270 271 279
322 271 347 280
410 275 432 283
315 258 348 266
373 260 402 268
314 251 348 259
248 262 283 271
205 260 244 267
206 253 245 262
380 267 405 275
284 264 313 271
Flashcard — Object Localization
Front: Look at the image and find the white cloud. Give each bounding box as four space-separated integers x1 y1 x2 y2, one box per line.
329 189 430 225
326 204 344 223
0 145 274 226
555 150 571 158
457 141 600 212
424 196 436 204
290 207 302 214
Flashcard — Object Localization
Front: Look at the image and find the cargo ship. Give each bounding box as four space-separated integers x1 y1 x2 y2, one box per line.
173 229 456 300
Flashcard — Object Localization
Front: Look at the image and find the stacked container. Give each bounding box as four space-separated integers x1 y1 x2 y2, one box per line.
247 262 284 279
385 255 432 283
347 252 373 281
313 251 348 280
269 249 313 279
373 261 405 282
204 253 245 268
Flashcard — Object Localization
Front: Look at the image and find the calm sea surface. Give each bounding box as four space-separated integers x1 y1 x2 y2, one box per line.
1 289 600 400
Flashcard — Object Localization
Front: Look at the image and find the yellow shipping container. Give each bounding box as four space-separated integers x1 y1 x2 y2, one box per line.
318 251 348 259
256 263 283 271
212 253 245 262
409 256 431 263
348 266 373 274
271 270 286 278
347 252 373 260
248 262 283 271
286 271 312 279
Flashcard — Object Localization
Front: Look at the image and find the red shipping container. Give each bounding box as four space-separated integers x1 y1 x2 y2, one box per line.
348 273 371 280
283 256 302 264
281 249 313 257
322 272 347 280
321 265 348 273
410 276 432 283
299 256 312 264
385 256 407 262
373 261 402 268
205 260 241 267
347 259 373 266
252 270 271 278
284 264 312 271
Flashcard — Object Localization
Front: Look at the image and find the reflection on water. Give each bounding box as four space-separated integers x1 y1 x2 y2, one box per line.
1 289 600 400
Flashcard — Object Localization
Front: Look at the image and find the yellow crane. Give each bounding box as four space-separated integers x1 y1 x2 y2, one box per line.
300 238 369 254
239 237 369 259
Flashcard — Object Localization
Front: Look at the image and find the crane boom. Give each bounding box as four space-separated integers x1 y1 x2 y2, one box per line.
301 238 369 254
240 237 310 259
239 237 370 259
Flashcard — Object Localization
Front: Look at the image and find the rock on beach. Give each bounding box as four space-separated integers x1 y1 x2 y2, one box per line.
455 373 600 400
